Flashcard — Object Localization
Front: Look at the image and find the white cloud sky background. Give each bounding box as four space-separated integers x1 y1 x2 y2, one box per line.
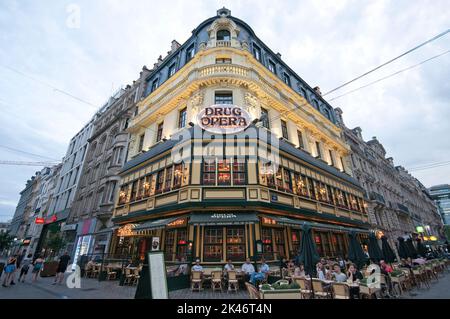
0 0 449 221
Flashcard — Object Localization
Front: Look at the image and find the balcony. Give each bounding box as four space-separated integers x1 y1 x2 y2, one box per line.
369 191 385 205
396 202 410 214
215 40 231 47
198 64 249 78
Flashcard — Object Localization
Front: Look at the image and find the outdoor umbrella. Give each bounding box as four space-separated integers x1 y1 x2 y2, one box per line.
347 231 368 269
406 238 418 259
368 232 384 263
397 237 409 259
381 236 396 263
416 239 428 257
297 224 320 277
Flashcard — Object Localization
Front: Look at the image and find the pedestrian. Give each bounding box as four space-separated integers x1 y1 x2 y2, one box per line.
11 250 26 285
18 253 33 283
2 255 17 287
31 255 44 282
53 251 71 285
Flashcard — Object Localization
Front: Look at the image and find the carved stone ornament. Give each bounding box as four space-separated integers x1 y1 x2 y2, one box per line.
244 92 259 113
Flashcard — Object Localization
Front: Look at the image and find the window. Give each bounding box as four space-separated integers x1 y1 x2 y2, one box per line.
268 60 276 74
275 167 283 188
108 181 117 203
204 227 223 262
176 229 188 260
165 230 175 261
232 159 246 185
155 171 164 193
280 120 289 139
312 99 319 109
202 159 216 185
134 106 139 117
253 44 262 61
218 159 231 185
260 107 270 129
215 58 232 64
294 173 308 197
186 44 195 63
173 163 183 187
226 227 245 261
300 88 308 100
340 157 346 172
297 130 305 149
261 227 273 260
291 229 301 256
168 63 176 78
164 166 173 191
283 73 291 86
123 118 129 130
328 150 335 166
260 162 275 187
283 168 292 191
178 107 187 128
130 181 138 202
143 175 152 198
323 108 332 121
214 92 233 105
308 177 317 199
274 229 286 258
315 141 322 158
216 29 231 41
151 78 159 93
138 134 145 152
156 122 164 142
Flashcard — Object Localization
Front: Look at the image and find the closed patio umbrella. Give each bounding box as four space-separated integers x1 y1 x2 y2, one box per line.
347 231 368 269
381 236 396 263
406 238 418 259
368 233 384 263
297 224 320 277
397 237 409 259
416 239 428 257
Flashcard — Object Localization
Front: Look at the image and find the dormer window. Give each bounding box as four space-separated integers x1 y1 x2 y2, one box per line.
253 44 262 62
217 30 231 41
283 73 291 86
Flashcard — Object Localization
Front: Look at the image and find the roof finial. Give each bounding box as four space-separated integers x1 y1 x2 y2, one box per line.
217 7 231 17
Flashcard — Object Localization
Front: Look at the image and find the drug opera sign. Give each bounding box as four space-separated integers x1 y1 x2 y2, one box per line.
197 104 251 134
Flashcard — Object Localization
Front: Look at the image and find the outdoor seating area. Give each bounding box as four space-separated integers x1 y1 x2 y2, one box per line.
190 268 248 293
84 261 142 286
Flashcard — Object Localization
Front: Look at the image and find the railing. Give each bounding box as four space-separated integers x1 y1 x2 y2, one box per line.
198 64 249 77
397 202 410 213
216 40 231 47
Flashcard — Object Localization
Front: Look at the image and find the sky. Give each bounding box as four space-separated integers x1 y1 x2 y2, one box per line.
0 0 449 222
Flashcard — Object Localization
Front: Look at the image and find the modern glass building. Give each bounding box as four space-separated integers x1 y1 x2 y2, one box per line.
429 184 450 225
110 8 370 264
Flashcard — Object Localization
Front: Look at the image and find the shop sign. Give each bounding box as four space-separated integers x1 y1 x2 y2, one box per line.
429 236 438 241
261 217 277 226
35 218 45 224
45 215 57 224
22 239 31 245
61 224 78 231
210 213 237 219
117 224 137 237
416 226 425 233
167 218 187 228
197 104 251 134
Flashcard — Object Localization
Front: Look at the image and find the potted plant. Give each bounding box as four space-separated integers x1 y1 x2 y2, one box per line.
259 280 302 299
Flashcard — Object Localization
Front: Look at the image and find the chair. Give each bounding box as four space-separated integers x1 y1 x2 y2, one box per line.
191 271 203 292
293 277 312 299
132 268 141 285
332 282 351 299
412 267 430 289
91 265 100 279
84 265 93 278
106 266 117 280
227 271 239 293
424 264 438 282
245 282 260 299
123 267 135 285
312 279 332 299
359 283 381 299
211 271 223 292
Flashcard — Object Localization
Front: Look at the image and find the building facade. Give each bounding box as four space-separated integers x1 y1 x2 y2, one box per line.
110 8 370 265
336 109 443 251
429 184 450 226
66 84 140 263
0 221 11 234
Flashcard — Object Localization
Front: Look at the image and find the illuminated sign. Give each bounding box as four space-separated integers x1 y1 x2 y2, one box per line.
197 104 251 134
262 217 277 225
117 224 137 237
416 226 425 233
22 239 31 245
167 218 187 228
35 218 45 224
429 236 438 241
211 213 237 219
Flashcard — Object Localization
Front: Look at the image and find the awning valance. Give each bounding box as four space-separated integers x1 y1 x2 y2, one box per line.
134 217 180 231
261 215 370 234
189 212 259 225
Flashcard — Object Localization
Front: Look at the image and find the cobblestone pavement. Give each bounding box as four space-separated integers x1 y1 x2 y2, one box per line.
402 270 450 299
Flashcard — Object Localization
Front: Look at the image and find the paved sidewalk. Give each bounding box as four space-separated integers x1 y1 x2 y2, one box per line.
407 271 450 299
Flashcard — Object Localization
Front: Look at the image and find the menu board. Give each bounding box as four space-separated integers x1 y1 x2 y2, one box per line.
148 252 168 299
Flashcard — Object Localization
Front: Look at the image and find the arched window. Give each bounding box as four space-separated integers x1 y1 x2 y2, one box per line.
217 29 230 41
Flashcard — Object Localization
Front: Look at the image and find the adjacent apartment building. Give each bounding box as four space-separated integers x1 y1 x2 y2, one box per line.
429 184 450 225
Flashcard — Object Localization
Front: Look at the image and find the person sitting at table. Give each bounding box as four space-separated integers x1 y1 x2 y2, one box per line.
224 259 234 272
191 259 203 272
332 263 347 282
347 263 363 282
294 263 306 277
175 257 189 276
241 258 255 282
249 258 270 285
337 256 346 270
380 260 393 273
287 259 295 271
280 258 288 277
316 262 327 280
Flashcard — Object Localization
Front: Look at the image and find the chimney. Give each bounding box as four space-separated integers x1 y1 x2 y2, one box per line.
171 40 181 52
314 86 322 95
276 52 282 59
333 107 344 126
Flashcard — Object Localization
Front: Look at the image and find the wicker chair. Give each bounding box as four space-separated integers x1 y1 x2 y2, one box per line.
293 277 312 299
332 282 351 299
412 267 430 289
191 271 204 292
245 282 260 299
359 283 381 299
123 267 135 285
132 268 141 285
312 279 332 299
211 271 223 292
227 271 239 293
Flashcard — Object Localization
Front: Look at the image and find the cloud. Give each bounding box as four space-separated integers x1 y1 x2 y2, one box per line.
0 0 449 221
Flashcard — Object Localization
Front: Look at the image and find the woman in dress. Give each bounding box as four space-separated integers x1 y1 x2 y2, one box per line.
31 255 44 283
2 255 17 287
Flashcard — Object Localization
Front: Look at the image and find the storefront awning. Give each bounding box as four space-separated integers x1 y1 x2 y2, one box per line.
189 212 259 225
134 217 181 231
261 215 370 234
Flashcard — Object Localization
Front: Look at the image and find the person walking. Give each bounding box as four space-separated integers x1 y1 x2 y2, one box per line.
18 253 33 283
10 250 26 285
2 255 17 287
31 255 44 283
53 251 71 285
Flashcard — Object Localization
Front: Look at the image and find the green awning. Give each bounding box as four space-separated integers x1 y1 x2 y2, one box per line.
189 212 259 225
261 215 370 234
133 217 180 231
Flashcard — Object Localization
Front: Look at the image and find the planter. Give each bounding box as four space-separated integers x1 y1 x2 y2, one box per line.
40 261 59 277
260 289 302 299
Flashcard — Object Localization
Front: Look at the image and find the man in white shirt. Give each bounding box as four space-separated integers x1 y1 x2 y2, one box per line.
241 258 255 274
224 259 234 272
175 257 189 275
332 264 347 283
191 259 203 272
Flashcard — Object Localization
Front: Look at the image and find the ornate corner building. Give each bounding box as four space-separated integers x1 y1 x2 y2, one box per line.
109 8 372 264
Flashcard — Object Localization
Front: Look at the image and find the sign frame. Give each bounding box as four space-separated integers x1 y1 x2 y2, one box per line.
197 104 252 134
147 251 169 299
